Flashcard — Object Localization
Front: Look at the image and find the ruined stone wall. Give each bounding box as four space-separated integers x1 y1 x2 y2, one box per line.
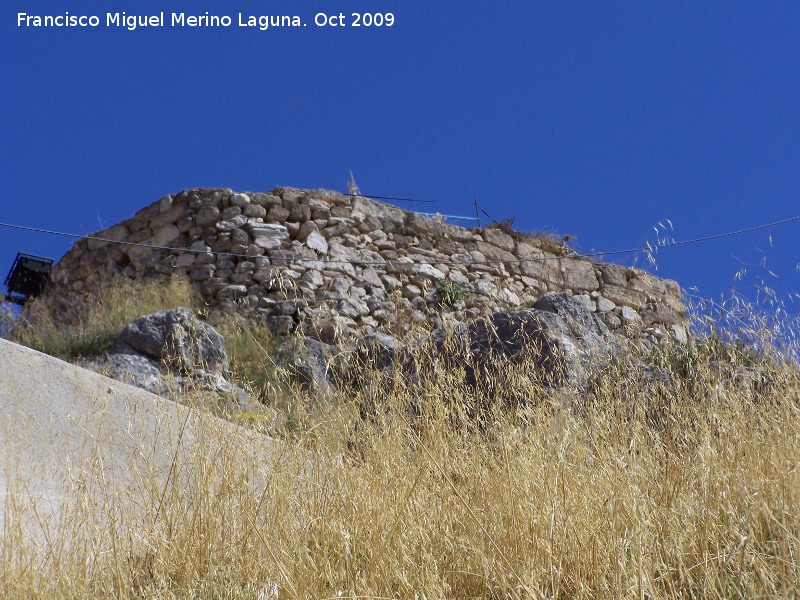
49 187 689 344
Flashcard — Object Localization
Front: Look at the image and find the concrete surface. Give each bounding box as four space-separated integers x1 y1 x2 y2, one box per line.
0 337 278 541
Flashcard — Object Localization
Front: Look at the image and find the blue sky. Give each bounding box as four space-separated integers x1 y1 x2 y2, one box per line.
3 1 800 315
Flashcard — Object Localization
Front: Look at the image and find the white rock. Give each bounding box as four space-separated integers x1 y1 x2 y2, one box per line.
574 293 594 311
414 263 446 281
218 285 248 300
250 224 289 250
448 270 470 285
175 253 196 268
87 224 130 250
231 193 251 207
339 297 369 319
189 240 212 252
473 280 498 297
305 232 328 254
620 305 639 323
380 275 402 290
596 296 616 312
216 215 248 231
402 284 422 299
361 268 384 289
330 277 351 293
149 224 180 247
670 324 688 344
300 269 324 287
296 221 319 243
498 288 521 305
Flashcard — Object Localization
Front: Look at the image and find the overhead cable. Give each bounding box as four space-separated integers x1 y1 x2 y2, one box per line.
1 213 798 268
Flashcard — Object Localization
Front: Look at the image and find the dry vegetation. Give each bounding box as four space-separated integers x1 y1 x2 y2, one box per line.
9 278 203 361
485 218 576 257
2 278 800 598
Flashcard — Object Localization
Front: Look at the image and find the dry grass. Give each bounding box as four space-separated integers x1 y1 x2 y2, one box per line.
9 278 201 361
6 278 285 403
486 219 576 257
2 280 800 598
204 309 284 405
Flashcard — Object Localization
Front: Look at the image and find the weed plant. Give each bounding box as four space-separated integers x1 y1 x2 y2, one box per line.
204 309 285 407
436 279 468 308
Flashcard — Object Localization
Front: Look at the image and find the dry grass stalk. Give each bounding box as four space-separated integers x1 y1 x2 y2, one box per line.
2 279 799 598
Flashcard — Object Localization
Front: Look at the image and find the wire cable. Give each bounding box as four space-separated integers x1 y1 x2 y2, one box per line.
354 194 437 204
0 214 798 268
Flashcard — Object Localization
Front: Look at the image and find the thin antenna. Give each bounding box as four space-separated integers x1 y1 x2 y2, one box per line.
474 198 481 228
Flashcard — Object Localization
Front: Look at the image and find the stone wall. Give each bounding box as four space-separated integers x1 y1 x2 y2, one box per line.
48 187 689 344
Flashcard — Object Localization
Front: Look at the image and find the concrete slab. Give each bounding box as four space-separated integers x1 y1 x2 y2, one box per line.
0 337 279 542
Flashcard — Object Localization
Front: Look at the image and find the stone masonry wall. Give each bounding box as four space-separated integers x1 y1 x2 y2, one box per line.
48 187 689 344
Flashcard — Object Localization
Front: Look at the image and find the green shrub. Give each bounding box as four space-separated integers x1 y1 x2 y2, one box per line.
436 278 467 307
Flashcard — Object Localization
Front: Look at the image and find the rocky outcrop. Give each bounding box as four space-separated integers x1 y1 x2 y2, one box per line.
46 187 689 346
83 308 251 409
275 337 343 400
118 307 228 374
347 292 622 393
276 292 626 406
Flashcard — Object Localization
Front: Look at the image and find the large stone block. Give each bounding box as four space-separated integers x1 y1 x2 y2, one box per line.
243 203 267 219
305 232 328 254
250 193 282 208
599 284 647 310
638 304 687 327
628 269 667 300
250 223 290 250
516 242 562 285
150 224 181 247
442 223 478 242
118 307 228 373
598 264 630 287
351 196 407 226
288 203 311 223
266 205 290 222
150 202 188 229
196 205 221 228
560 258 600 291
482 228 515 253
475 240 516 262
405 212 443 237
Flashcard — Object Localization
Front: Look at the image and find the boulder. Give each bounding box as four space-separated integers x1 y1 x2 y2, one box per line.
350 292 620 393
530 292 620 376
81 308 256 410
275 337 342 399
89 349 165 395
354 332 405 372
118 307 228 374
250 223 290 250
